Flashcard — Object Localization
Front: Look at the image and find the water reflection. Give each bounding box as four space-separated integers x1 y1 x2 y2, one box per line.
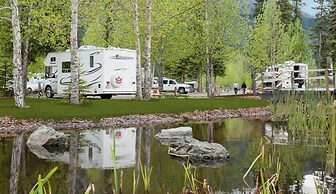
1 119 334 193
68 133 78 194
10 135 24 194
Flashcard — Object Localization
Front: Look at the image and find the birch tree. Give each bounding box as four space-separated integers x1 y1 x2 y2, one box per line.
205 0 212 97
70 0 80 104
130 0 142 99
143 0 152 100
10 0 26 107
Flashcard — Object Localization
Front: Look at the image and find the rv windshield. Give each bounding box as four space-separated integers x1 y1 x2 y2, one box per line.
45 70 57 78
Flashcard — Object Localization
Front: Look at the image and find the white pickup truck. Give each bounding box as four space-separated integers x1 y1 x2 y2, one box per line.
153 77 191 94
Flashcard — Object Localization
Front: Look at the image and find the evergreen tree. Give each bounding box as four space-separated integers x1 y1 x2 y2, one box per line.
277 0 293 26
327 0 336 65
253 0 266 19
292 0 303 22
310 0 329 69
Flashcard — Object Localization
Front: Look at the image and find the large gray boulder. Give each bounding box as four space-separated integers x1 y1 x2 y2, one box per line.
168 136 230 166
155 127 230 166
155 126 192 145
27 125 68 152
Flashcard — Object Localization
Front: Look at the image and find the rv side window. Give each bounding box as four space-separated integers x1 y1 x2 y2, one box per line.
62 61 71 73
90 56 94 67
50 57 56 64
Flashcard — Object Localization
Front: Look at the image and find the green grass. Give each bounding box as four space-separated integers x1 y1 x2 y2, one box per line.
0 97 269 120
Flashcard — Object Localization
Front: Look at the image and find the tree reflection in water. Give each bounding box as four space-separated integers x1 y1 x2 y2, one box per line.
10 135 24 194
134 127 142 192
68 133 79 194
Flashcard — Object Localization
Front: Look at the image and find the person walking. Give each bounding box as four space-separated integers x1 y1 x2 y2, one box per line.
241 82 247 94
233 82 239 94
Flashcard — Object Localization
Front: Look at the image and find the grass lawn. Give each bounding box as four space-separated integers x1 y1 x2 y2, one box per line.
0 97 269 120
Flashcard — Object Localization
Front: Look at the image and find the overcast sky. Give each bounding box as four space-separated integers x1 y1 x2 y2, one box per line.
301 0 318 15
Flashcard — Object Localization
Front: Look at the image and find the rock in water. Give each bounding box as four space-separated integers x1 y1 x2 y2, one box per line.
154 126 192 145
168 136 230 166
27 125 68 149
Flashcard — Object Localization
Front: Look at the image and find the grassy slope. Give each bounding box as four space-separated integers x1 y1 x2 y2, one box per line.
0 97 269 120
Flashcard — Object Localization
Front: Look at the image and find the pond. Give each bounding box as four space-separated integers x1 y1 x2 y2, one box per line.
0 119 334 194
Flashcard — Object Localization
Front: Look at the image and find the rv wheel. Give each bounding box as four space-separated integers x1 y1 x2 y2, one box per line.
45 86 54 98
26 88 33 94
100 94 112 99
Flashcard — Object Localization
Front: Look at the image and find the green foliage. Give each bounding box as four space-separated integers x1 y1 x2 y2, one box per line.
271 91 334 141
62 77 89 104
253 0 266 19
182 160 213 194
277 0 293 26
292 0 303 21
243 142 281 193
250 0 284 72
139 160 153 192
110 132 120 194
0 97 269 120
277 19 315 63
309 0 329 68
327 0 336 65
29 166 58 194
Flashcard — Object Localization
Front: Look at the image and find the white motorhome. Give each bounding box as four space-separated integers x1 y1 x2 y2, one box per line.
262 61 308 90
43 46 136 99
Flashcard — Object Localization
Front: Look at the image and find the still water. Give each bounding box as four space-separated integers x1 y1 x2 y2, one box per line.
0 119 333 194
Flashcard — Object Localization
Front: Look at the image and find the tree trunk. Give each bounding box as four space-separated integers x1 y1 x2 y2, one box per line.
23 15 31 96
158 36 163 92
131 0 143 99
11 0 26 108
68 133 78 194
143 0 152 100
70 0 80 104
205 0 212 97
143 128 151 190
251 72 257 95
197 70 202 92
10 135 24 194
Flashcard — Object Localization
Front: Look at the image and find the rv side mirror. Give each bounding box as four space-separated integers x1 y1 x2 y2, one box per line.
45 73 49 78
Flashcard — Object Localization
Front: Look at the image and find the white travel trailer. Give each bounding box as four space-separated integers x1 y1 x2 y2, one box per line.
43 46 136 99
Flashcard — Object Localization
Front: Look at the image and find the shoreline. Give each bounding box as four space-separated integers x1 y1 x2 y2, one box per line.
0 107 271 137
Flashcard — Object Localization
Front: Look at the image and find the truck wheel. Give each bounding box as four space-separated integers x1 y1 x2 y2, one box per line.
178 87 186 94
45 86 54 98
100 94 112 99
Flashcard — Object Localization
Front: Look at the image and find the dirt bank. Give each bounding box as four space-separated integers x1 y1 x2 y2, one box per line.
0 107 271 137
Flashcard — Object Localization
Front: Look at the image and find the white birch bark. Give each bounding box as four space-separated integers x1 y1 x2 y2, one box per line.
22 14 31 96
205 0 212 97
130 0 142 99
10 0 26 107
70 0 80 104
143 0 152 100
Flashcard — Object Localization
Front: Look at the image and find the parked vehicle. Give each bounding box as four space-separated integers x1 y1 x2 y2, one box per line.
43 46 137 99
184 81 197 93
153 77 191 94
261 61 308 90
26 73 45 94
